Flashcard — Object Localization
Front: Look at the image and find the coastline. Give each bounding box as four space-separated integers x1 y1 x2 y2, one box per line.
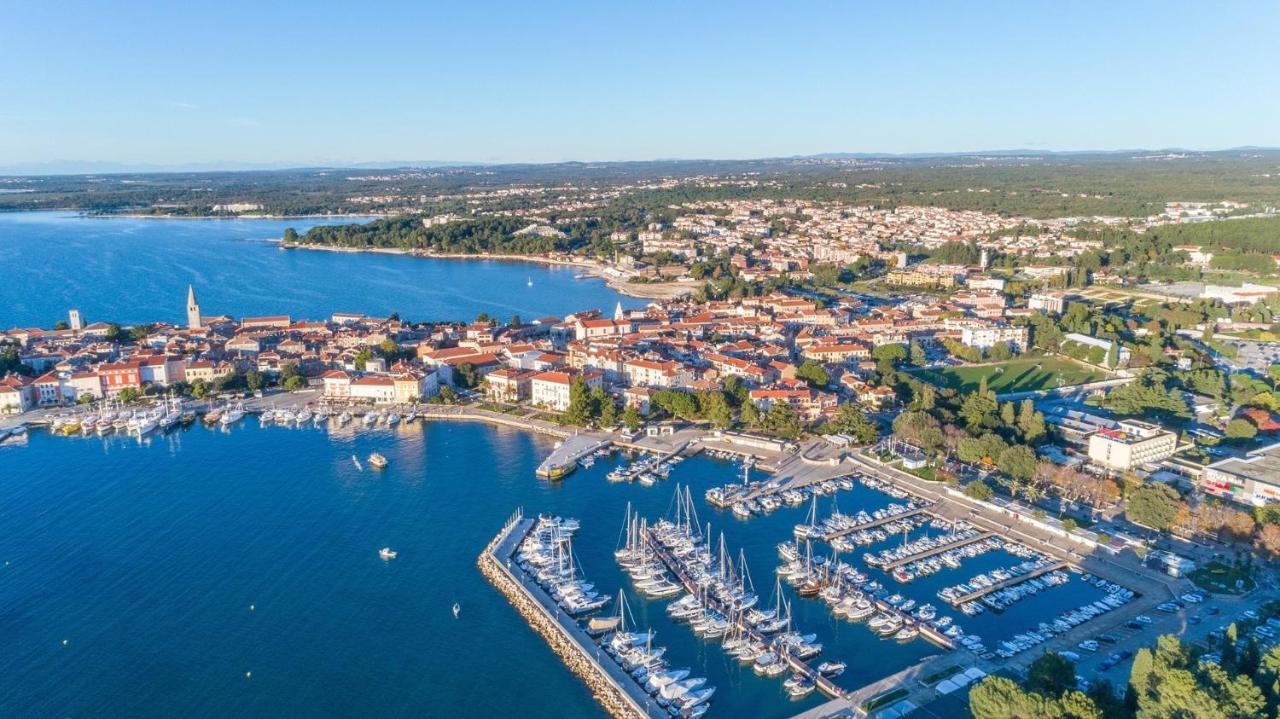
279 241 693 300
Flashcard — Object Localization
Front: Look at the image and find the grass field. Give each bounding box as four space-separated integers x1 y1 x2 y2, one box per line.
910 356 1107 394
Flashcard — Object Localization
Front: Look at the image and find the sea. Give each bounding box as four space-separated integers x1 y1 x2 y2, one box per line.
0 211 645 329
0 212 1110 718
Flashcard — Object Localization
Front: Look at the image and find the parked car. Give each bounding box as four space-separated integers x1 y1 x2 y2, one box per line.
1135 615 1153 624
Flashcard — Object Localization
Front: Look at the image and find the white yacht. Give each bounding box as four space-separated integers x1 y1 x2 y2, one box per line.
379 547 397 560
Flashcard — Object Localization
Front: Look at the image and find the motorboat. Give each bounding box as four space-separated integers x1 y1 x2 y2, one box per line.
379 547 397 560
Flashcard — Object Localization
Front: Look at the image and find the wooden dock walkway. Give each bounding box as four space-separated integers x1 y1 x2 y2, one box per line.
821 507 928 542
643 528 846 700
946 561 1068 607
881 531 996 571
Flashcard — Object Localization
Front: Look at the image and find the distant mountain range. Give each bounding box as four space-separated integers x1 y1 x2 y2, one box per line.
2 147 1277 177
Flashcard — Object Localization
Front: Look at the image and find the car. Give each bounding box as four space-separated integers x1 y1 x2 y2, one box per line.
1078 640 1099 652
1116 649 1134 661
1203 653 1222 665
1157 602 1178 613
1244 609 1260 620
1189 615 1202 625
1181 593 1203 604
1097 634 1118 644
1076 677 1092 692
1126 621 1144 630
1206 606 1221 616
1135 615 1153 624
1060 651 1081 662
1099 658 1117 671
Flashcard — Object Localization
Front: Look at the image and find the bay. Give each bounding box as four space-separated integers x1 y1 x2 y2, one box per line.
0 211 643 328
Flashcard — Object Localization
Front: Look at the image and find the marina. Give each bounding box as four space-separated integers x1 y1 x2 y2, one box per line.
2 415 1154 719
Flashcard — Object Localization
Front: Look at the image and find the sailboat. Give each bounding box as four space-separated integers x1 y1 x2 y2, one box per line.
526 276 533 287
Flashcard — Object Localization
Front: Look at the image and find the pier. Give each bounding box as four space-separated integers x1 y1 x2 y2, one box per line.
478 511 665 719
945 561 1069 607
643 528 846 701
822 507 928 542
536 432 612 479
881 531 996 571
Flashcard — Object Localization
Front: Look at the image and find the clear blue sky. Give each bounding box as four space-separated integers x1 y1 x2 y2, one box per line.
2 0 1276 167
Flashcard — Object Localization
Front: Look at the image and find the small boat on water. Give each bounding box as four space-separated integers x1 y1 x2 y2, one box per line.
452 603 461 618
352 454 363 470
379 547 397 560
817 661 846 677
368 452 388 469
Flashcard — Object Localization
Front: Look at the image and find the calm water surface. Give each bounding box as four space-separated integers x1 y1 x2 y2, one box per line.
0 211 643 327
0 423 1106 718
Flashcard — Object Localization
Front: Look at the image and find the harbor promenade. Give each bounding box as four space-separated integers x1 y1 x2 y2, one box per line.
478 512 665 719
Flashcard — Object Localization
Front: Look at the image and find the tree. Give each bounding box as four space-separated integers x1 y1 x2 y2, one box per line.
53 320 69 330
740 399 761 427
909 340 927 367
965 481 994 501
872 343 907 369
598 393 619 427
562 377 592 425
354 348 375 371
588 387 611 423
892 410 944 453
825 402 878 443
697 390 734 429
1019 398 1047 443
763 401 802 439
104 323 123 342
998 445 1038 482
283 375 305 391
1000 401 1017 428
795 360 829 388
118 387 143 403
1127 483 1183 531
129 323 155 342
960 390 999 431
245 370 264 392
190 379 209 400
509 313 522 327
1256 524 1280 558
454 361 481 389
621 404 641 432
1226 418 1257 440
1028 652 1078 696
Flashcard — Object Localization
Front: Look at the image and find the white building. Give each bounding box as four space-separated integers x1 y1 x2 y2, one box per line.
959 324 1028 352
1029 292 1066 315
530 370 603 411
1087 419 1177 472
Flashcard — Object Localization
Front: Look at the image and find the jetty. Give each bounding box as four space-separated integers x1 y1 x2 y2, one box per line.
643 527 846 701
822 507 928 542
536 433 612 479
478 510 664 719
881 531 997 571
945 560 1069 607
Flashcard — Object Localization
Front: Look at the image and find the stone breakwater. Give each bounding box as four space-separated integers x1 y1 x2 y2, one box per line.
477 518 650 719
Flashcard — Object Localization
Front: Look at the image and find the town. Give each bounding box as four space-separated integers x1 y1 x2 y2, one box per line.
4 218 1280 718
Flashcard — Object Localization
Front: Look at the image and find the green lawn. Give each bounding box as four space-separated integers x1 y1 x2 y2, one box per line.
1189 562 1256 595
909 357 1107 394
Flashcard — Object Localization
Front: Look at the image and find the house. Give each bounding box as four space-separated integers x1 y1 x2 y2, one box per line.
98 360 143 396
623 358 690 389
624 386 654 415
0 374 35 414
484 368 535 403
530 370 603 411
321 370 352 399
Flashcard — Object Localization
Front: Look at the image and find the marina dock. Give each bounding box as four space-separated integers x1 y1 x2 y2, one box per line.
822 507 928 542
944 560 1069 607
881 531 996 571
536 433 612 479
643 527 846 701
478 512 665 719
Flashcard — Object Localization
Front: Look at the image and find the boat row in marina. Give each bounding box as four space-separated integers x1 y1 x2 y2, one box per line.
515 516 613 616
863 522 981 569
828 515 925 552
258 407 416 429
48 400 191 438
600 596 715 718
971 577 1136 660
776 538 959 649
889 534 1005 584
795 494 922 541
939 558 1068 614
606 452 681 486
628 489 836 700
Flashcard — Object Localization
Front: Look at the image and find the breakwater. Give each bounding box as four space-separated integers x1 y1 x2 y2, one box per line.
477 511 657 719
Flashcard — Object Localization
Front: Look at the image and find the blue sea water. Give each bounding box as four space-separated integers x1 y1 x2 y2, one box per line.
0 423 1107 718
0 211 644 328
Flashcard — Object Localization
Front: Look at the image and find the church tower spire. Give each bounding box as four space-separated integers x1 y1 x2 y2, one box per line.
186 284 202 329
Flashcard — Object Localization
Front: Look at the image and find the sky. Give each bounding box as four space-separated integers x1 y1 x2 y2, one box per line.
0 0 1277 169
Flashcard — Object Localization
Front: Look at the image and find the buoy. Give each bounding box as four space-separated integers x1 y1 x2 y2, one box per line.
245 671 252 679
249 604 255 611
62 639 68 646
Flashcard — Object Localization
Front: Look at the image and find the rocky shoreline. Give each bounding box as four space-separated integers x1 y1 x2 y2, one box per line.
477 520 649 719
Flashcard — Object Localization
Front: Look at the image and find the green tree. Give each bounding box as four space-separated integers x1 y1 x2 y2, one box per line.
190 379 209 400
998 445 1038 482
1127 483 1183 531
245 370 264 392
118 387 143 403
562 377 592 425
1225 418 1257 440
697 390 734 429
960 390 999 431
909 340 927 367
454 361 481 389
825 402 878 443
129 323 156 341
763 401 802 439
795 360 829 388
53 320 69 330
354 348 375 371
1019 398 1047 442
598 392 619 427
872 343 907 369
1001 401 1017 428
621 404 642 432
740 400 761 427
965 481 994 501
104 323 123 343
283 375 305 391
1028 652 1078 696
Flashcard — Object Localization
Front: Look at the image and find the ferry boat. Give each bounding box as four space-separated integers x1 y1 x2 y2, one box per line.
368 452 388 469
379 547 397 560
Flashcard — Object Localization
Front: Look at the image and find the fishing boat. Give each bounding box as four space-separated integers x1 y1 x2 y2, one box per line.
220 402 245 426
368 452 388 469
379 547 397 560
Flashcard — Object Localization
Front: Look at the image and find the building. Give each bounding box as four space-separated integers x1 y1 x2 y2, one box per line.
1063 332 1130 367
1029 292 1066 315
530 370 603 411
484 368 535 402
1086 419 1178 472
1202 443 1280 506
69 309 84 331
959 324 1028 352
186 285 202 329
98 360 143 397
623 358 689 389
